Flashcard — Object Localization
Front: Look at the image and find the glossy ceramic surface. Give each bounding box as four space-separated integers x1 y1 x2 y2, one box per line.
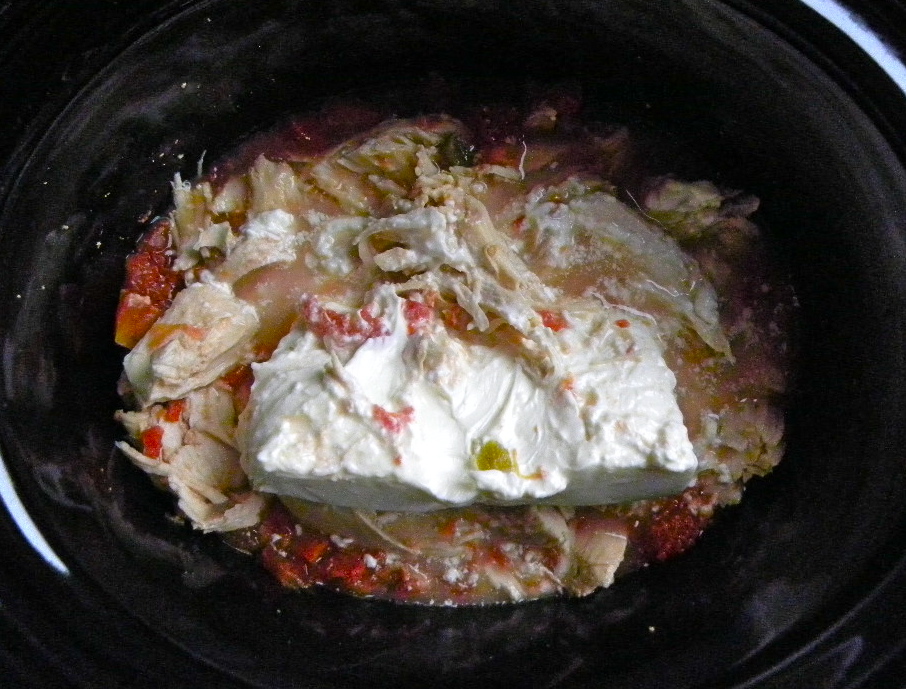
2 1 906 686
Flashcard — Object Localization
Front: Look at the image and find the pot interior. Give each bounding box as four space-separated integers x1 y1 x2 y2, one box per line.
1 1 905 687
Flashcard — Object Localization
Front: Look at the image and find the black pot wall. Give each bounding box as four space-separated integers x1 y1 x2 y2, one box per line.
2 1 906 687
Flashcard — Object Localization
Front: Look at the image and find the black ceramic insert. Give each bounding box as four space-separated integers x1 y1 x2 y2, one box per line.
1 1 906 687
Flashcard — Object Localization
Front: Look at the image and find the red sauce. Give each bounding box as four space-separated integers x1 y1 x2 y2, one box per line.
250 494 715 604
115 220 184 349
468 104 524 148
630 488 713 564
259 505 402 599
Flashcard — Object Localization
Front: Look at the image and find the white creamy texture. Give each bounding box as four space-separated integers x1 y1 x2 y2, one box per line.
241 285 698 511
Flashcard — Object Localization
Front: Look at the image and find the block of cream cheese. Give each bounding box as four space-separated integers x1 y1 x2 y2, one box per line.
240 284 697 511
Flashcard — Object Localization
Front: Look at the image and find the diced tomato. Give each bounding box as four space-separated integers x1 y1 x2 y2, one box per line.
539 309 569 331
358 305 385 336
439 518 460 540
512 215 528 236
616 319 631 329
403 299 433 335
259 504 297 543
163 399 187 423
325 552 368 586
221 363 252 389
140 425 165 459
261 547 311 589
293 536 330 565
115 220 183 349
300 298 387 342
221 363 254 414
252 341 279 362
257 504 390 595
114 294 156 349
372 405 414 434
380 564 427 598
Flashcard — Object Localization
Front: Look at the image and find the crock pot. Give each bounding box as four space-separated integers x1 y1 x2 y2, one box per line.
2 1 906 687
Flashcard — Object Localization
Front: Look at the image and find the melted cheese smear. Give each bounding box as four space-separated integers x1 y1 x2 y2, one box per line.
241 284 697 511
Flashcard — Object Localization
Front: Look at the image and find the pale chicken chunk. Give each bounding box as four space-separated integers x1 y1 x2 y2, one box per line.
115 386 265 532
123 280 258 405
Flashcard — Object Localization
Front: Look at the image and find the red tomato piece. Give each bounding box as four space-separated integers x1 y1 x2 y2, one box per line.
403 299 433 335
140 426 165 459
636 491 711 562
539 310 569 331
372 405 415 433
163 399 186 423
300 298 387 342
115 220 183 349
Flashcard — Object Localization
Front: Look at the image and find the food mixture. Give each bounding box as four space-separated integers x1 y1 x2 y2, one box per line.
114 95 794 605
